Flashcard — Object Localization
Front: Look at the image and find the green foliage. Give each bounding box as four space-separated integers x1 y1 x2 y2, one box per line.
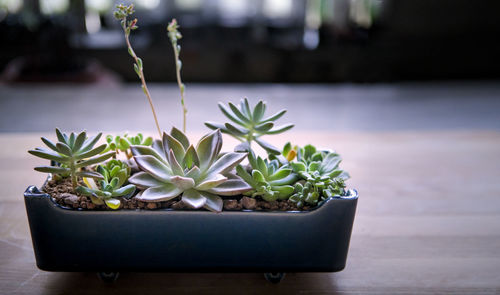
289 146 349 207
28 129 115 190
76 160 136 210
205 98 294 155
236 151 298 202
128 127 251 212
167 18 188 133
290 179 346 208
103 133 153 158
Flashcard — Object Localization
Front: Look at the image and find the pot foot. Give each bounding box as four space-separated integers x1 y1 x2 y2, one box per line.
97 271 119 282
264 272 285 284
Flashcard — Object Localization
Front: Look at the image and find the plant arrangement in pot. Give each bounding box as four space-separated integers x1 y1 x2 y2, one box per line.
24 3 358 284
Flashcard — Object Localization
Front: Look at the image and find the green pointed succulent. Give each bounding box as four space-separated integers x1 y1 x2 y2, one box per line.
289 146 349 207
102 133 153 158
128 127 251 212
236 151 298 202
28 129 115 190
76 160 136 210
205 98 294 155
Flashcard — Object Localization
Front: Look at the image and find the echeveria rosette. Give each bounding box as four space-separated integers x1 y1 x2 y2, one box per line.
205 98 294 155
128 127 251 212
76 159 136 210
236 151 298 202
28 129 115 190
289 149 350 207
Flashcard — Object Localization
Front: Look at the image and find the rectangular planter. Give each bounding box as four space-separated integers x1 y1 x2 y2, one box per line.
24 185 358 273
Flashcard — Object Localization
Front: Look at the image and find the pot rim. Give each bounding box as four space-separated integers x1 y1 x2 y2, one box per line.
24 184 358 214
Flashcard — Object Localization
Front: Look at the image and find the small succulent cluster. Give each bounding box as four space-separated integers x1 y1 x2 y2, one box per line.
128 128 251 212
103 133 153 158
76 160 136 209
289 144 349 207
236 152 297 202
205 98 294 155
28 129 115 189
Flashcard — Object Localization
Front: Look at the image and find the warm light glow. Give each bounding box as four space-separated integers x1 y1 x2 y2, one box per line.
0 0 23 13
85 11 101 34
136 0 160 10
263 0 293 18
85 0 111 12
40 0 69 14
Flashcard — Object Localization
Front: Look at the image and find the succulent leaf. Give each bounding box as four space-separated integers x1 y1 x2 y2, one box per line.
182 189 206 209
200 191 223 212
163 132 185 163
196 129 222 170
128 171 165 189
195 174 227 191
105 198 121 210
170 175 195 190
254 138 280 155
206 179 252 196
183 145 200 169
207 152 247 176
75 144 107 160
34 166 70 174
134 155 172 181
170 127 190 149
130 145 168 165
138 184 182 202
75 171 104 179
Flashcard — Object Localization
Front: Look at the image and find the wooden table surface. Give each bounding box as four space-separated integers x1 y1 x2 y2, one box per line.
1 131 500 294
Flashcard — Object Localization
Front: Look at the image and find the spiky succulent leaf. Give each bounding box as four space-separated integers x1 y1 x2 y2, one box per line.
29 129 115 190
205 98 294 155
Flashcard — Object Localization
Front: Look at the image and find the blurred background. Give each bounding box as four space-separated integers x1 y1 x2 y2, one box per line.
1 0 500 84
1 0 500 133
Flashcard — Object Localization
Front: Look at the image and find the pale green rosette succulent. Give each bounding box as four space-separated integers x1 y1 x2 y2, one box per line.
128 127 251 212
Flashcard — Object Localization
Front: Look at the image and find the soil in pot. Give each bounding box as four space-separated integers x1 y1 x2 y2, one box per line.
42 178 311 212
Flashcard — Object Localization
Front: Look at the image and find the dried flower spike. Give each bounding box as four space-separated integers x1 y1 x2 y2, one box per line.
114 3 162 137
167 19 188 133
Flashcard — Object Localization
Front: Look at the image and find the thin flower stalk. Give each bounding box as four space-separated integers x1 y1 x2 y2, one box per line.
114 4 162 138
167 19 188 133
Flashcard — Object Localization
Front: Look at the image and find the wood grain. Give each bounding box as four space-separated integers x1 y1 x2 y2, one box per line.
1 131 500 294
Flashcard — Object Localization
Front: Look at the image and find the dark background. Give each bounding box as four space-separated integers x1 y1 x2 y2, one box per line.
1 0 500 84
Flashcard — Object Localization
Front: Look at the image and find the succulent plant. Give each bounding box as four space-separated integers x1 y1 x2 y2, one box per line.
76 160 136 210
114 3 162 137
289 146 349 207
28 129 115 190
205 98 294 155
103 133 153 158
290 178 346 208
128 127 251 212
236 151 298 202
